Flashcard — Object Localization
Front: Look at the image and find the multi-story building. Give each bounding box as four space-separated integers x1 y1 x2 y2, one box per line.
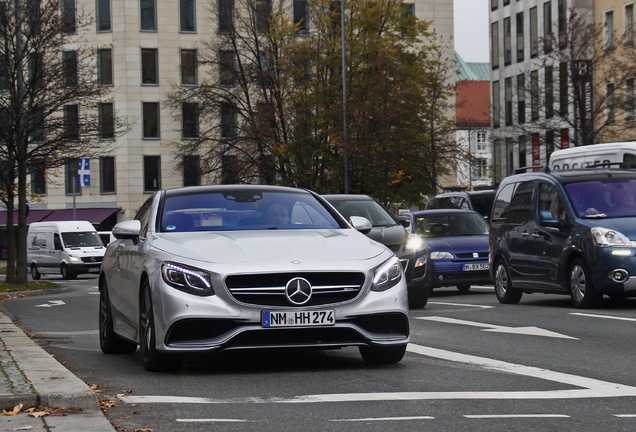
489 0 593 184
455 52 492 189
2 0 454 231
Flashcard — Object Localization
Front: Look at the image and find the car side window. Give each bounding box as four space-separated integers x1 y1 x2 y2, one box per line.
136 195 155 237
537 183 566 222
456 196 469 210
492 183 516 219
507 181 534 224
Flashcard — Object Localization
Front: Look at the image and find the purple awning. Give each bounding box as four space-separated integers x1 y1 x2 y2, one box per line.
0 208 118 226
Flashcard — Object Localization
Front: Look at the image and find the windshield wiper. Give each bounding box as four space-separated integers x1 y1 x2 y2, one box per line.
583 213 607 218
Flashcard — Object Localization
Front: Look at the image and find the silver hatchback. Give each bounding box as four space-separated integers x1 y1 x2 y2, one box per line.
99 185 409 371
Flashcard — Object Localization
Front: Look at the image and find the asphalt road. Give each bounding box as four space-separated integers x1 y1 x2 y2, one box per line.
4 276 636 432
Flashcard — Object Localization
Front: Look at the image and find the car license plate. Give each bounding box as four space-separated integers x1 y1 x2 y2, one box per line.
463 263 489 271
262 310 335 328
88 267 100 273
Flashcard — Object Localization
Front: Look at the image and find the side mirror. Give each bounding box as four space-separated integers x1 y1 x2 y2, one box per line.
397 215 411 228
539 210 562 228
112 220 141 242
349 216 372 234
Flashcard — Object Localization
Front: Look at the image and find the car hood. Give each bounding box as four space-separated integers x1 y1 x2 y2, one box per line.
150 229 387 263
578 217 636 239
424 235 490 253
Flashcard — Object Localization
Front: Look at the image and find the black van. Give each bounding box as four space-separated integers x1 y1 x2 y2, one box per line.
489 167 636 308
426 190 496 220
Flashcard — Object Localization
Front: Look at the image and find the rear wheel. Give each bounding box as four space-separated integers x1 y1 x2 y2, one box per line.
139 280 182 371
30 265 41 280
457 284 471 293
99 278 137 354
359 344 407 364
569 258 602 309
494 260 522 304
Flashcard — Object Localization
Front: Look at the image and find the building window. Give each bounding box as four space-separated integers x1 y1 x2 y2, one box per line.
530 7 538 57
64 105 79 141
543 1 552 53
180 0 196 32
504 17 511 66
143 155 161 192
254 0 271 33
606 83 616 124
140 0 157 31
518 135 526 168
183 155 200 186
558 0 567 48
218 0 234 34
61 0 76 34
559 62 568 116
505 77 512 126
545 66 554 118
546 130 555 158
531 70 539 120
180 49 197 85
491 0 497 11
491 22 499 69
492 81 500 128
31 164 46 195
142 102 160 138
29 52 43 89
516 12 524 62
626 4 634 46
141 48 158 84
63 50 77 87
30 107 45 142
220 102 237 138
605 10 614 50
219 50 235 86
517 73 525 124
626 78 635 121
221 154 240 184
474 158 488 179
182 103 199 139
98 103 114 140
96 0 111 32
65 160 80 195
100 156 116 194
476 131 487 152
97 48 113 86
400 3 414 36
294 0 308 34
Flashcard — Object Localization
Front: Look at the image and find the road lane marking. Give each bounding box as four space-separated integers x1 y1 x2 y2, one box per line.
35 300 66 308
416 316 577 339
571 312 636 322
118 343 636 405
464 414 569 419
429 302 494 309
330 416 434 422
176 418 255 423
614 414 636 418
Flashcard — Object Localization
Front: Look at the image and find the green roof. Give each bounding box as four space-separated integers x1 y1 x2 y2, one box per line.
455 52 490 82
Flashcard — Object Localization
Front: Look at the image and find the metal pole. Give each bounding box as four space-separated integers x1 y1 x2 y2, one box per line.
340 0 349 193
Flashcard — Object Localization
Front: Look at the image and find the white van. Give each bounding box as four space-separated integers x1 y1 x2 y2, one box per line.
549 142 636 171
27 221 106 280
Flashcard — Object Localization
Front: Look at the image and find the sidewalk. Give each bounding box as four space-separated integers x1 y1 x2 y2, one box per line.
0 271 116 431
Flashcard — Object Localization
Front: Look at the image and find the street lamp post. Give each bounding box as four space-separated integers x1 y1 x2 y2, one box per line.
340 0 349 193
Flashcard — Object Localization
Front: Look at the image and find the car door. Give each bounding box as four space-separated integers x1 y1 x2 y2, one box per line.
504 181 538 287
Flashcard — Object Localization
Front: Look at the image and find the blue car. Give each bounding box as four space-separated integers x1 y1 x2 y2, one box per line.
404 209 491 293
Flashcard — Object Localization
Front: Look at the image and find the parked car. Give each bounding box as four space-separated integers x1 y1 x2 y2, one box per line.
322 194 428 308
426 190 496 220
402 209 491 292
99 185 410 371
489 167 636 308
27 220 105 280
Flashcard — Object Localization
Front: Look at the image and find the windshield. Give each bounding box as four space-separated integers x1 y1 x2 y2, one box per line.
61 231 104 247
565 179 636 218
161 190 342 232
328 199 397 226
413 213 489 238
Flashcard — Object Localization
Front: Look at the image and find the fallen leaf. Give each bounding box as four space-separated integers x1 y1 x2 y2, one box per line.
27 411 48 418
3 404 23 416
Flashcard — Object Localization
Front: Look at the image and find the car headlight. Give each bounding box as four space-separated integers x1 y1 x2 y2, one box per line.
591 227 632 247
406 234 425 251
68 255 81 263
372 256 403 291
430 251 454 260
161 262 214 296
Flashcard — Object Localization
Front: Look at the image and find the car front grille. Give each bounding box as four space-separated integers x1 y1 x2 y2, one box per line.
225 272 366 307
455 252 489 259
80 256 103 263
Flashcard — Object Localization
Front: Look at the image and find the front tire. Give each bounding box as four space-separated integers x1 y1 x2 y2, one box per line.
359 344 406 364
60 264 76 280
408 284 429 309
30 265 41 280
494 260 522 304
99 278 137 354
139 280 182 371
569 258 601 309
457 284 471 293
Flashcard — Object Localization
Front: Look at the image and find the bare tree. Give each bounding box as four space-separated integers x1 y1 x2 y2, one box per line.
0 0 128 283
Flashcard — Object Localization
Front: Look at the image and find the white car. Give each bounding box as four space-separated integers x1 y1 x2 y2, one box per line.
99 185 409 371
